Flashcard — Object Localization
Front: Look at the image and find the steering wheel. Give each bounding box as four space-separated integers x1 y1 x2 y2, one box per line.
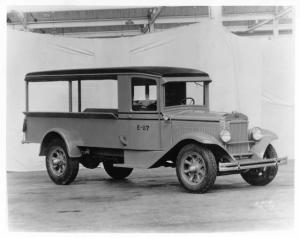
181 97 195 105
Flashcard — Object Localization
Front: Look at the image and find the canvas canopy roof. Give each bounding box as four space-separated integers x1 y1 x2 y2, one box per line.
25 66 209 82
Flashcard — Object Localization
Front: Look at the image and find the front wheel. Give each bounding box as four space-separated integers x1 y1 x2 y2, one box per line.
241 144 278 186
103 162 133 179
46 138 79 185
176 144 217 193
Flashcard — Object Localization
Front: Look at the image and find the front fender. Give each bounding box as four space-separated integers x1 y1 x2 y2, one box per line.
174 132 232 159
250 129 278 158
40 128 83 158
175 132 222 146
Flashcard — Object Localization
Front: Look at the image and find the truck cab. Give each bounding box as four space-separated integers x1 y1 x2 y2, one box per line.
23 66 287 193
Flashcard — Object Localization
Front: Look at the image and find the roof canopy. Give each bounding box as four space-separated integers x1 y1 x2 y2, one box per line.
25 66 209 82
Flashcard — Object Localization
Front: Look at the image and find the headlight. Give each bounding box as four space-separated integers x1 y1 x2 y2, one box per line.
250 127 263 141
220 129 231 143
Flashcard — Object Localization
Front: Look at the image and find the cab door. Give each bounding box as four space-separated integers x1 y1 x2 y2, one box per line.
118 75 162 151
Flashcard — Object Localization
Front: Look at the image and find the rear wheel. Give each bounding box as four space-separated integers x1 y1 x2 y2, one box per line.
103 162 133 179
176 143 217 193
46 138 79 185
241 144 278 186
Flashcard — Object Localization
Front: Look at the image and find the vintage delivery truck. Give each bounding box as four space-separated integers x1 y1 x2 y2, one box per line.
22 67 287 193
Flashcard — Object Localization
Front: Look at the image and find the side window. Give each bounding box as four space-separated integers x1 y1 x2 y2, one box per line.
132 78 157 111
29 81 69 112
81 80 118 111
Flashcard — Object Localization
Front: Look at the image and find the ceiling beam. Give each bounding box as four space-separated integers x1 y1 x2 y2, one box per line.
8 13 291 31
8 12 278 25
37 23 293 38
245 6 293 33
9 18 147 29
60 30 141 38
222 13 275 21
228 23 292 32
7 15 207 30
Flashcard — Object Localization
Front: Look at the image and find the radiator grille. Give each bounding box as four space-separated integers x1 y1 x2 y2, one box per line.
227 121 249 155
230 121 248 142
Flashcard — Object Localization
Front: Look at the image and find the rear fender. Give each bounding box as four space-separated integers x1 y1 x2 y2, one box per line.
250 129 278 158
39 128 83 158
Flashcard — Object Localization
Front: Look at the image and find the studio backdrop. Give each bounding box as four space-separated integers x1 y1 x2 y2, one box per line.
7 21 294 171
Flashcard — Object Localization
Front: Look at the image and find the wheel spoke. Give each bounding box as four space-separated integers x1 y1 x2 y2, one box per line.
188 174 194 182
49 147 67 176
184 169 190 174
195 174 201 183
191 153 198 159
263 167 267 171
198 169 205 177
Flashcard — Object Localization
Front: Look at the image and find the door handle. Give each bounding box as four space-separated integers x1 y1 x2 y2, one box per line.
119 135 128 146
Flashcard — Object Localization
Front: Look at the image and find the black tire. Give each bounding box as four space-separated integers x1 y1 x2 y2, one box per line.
241 144 278 186
103 162 133 179
45 138 79 185
176 143 217 193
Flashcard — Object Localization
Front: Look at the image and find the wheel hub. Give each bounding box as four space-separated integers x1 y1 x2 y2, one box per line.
182 152 206 185
49 147 67 176
189 164 201 172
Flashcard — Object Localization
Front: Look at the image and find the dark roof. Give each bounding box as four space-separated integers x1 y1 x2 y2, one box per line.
25 66 209 82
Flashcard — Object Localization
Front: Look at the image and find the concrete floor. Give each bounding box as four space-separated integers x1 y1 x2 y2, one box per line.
7 161 294 232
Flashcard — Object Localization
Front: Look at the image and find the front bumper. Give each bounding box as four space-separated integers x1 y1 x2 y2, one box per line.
219 156 288 172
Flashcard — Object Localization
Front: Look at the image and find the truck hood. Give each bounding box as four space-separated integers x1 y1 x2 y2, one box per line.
164 109 248 122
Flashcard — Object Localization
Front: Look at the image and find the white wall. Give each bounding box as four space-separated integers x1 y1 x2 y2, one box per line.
6 21 294 171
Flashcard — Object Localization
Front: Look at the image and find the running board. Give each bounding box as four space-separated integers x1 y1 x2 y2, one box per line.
219 157 288 172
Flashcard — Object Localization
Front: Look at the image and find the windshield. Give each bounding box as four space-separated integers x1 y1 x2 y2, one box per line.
165 81 205 107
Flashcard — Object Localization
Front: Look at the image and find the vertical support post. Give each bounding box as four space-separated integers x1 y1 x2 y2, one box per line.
273 18 279 37
23 12 28 31
78 80 81 112
142 7 163 33
68 80 72 112
148 22 154 33
25 81 29 112
204 82 209 108
157 79 162 148
273 6 279 37
209 6 222 25
145 84 150 100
